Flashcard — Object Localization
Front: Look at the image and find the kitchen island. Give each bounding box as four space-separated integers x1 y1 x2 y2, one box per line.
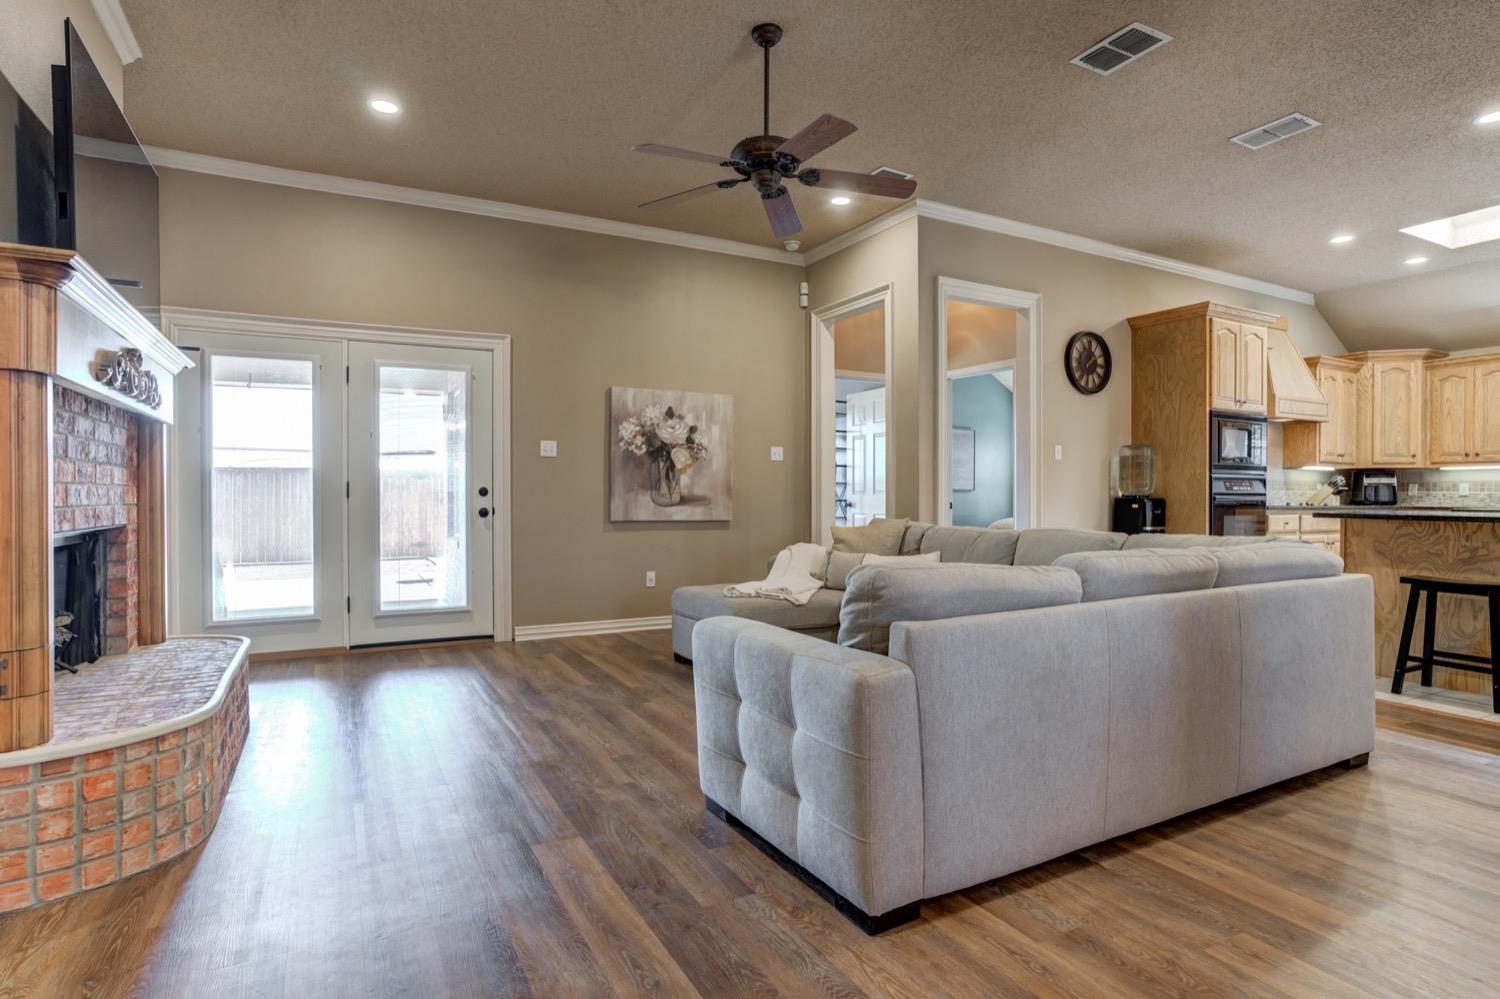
1270 506 1500 696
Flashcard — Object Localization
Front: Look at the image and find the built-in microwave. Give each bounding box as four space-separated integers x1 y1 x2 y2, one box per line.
1210 412 1267 471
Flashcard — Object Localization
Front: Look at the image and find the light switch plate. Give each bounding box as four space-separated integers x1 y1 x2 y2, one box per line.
1459 482 1471 496
645 571 656 588
770 446 784 462
540 440 557 457
1409 483 1419 495
1054 445 1063 461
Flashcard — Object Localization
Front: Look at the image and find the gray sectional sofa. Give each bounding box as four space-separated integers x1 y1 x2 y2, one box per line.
680 523 1375 932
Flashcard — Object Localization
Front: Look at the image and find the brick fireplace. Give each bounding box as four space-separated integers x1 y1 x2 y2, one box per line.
53 386 141 656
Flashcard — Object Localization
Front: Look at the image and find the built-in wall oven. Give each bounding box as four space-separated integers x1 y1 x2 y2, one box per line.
1209 412 1268 536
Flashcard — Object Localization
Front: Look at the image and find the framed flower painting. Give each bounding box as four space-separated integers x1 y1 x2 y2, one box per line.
609 387 733 521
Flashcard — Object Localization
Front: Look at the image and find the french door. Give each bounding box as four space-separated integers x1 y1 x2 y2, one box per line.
174 331 496 652
346 341 493 646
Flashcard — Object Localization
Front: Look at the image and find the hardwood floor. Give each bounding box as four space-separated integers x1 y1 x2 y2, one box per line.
1 630 1498 997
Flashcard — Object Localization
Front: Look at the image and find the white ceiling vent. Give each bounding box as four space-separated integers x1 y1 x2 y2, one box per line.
869 166 915 180
1071 22 1172 75
1231 113 1321 149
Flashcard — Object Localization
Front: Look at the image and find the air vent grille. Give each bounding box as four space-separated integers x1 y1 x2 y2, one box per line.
869 166 915 180
1230 113 1321 149
1071 22 1172 75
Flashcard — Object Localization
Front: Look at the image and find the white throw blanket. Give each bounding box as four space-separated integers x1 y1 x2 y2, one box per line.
724 543 827 606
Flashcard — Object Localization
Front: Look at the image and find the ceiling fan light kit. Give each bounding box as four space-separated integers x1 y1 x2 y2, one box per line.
633 22 917 240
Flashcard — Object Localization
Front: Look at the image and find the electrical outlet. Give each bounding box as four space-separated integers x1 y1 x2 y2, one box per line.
770 446 784 462
1459 482 1471 497
539 440 557 457
645 571 656 588
1409 483 1419 495
1054 444 1063 461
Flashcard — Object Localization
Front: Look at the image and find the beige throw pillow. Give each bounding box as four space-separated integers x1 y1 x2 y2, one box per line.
830 517 908 556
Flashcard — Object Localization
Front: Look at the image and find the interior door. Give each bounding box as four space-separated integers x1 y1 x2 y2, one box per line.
347 341 494 646
172 332 347 654
846 386 886 526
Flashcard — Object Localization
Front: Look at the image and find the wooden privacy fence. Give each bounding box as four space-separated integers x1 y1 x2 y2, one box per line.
212 468 451 564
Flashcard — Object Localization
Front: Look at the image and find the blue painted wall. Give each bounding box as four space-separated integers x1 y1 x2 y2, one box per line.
951 374 1014 527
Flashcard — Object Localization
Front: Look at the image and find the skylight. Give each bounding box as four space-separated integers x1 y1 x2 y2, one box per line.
1400 203 1500 249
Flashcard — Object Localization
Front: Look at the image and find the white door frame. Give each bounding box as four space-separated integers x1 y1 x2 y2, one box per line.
936 277 1042 528
809 286 895 544
161 307 514 644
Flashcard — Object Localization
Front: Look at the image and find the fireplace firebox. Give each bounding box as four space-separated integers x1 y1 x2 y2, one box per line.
53 530 109 670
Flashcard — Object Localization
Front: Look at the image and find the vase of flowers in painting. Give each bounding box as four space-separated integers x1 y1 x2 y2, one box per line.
617 404 709 509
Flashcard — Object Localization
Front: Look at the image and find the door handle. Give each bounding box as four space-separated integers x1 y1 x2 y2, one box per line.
478 507 490 518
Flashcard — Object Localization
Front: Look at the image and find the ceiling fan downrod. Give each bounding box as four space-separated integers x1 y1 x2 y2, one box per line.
751 23 782 138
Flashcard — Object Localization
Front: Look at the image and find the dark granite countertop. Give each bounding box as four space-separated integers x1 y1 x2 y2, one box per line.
1268 505 1500 522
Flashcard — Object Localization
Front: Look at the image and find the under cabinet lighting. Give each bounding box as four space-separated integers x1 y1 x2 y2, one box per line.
1439 465 1500 471
369 99 401 115
1300 465 1336 472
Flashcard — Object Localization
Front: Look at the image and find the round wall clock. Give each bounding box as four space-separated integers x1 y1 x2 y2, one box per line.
1065 331 1111 395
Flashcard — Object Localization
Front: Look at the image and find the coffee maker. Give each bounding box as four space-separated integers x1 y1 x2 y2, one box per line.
1110 444 1166 534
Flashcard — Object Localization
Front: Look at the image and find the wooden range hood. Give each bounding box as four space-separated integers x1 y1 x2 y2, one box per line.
1265 316 1330 423
0 242 192 751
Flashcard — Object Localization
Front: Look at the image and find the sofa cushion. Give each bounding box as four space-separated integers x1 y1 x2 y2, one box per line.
904 525 1020 565
825 551 941 590
839 563 1083 654
671 585 845 631
1013 528 1127 566
831 517 908 556
1211 544 1344 588
1121 533 1277 550
1051 548 1219 602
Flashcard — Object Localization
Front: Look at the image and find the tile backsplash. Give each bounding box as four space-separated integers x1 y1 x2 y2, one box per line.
1269 468 1500 509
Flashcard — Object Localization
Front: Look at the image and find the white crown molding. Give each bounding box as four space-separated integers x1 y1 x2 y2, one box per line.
89 0 143 65
915 200 1316 305
802 202 918 264
513 615 671 642
142 146 805 267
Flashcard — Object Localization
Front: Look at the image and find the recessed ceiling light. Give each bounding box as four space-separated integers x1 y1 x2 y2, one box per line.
1328 234 1355 245
829 195 851 206
369 99 401 115
1404 256 1429 265
1401 203 1500 248
1475 110 1500 125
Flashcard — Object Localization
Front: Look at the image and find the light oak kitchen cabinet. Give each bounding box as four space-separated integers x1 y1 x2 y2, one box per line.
1209 317 1268 415
1283 356 1361 467
1351 350 1440 469
1426 352 1500 465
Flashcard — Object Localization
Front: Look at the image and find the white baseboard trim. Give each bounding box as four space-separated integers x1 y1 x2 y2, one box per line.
512 615 672 642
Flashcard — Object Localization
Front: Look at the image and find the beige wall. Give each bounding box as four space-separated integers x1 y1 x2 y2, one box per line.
832 307 885 374
158 169 809 627
917 217 1347 529
947 300 1017 369
0 1 124 118
806 216 920 517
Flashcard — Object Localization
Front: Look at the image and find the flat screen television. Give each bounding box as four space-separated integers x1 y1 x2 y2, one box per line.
1 64 56 247
52 19 159 315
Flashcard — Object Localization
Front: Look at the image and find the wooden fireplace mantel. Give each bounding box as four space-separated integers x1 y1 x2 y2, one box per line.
0 242 192 751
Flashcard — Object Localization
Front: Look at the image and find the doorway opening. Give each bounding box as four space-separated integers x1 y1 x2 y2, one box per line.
937 278 1041 528
810 286 893 543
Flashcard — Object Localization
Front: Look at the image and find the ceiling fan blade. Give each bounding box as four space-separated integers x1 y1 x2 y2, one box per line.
776 114 856 163
638 180 739 210
803 168 917 199
632 143 731 166
762 189 802 239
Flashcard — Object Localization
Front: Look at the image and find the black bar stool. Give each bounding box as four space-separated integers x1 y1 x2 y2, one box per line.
1390 575 1500 713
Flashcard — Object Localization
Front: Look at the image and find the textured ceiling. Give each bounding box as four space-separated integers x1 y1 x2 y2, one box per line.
117 1 1500 336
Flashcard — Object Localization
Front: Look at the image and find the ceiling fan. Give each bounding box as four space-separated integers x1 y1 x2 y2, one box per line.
632 22 917 240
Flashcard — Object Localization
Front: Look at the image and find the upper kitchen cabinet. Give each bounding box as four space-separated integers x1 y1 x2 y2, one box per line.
1426 353 1500 465
1283 356 1361 467
1209 316 1268 415
1352 350 1443 468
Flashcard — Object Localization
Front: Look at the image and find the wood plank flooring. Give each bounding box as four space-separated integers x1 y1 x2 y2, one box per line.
1 630 1498 997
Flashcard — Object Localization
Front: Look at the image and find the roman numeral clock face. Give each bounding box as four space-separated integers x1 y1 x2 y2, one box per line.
1065 331 1112 395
